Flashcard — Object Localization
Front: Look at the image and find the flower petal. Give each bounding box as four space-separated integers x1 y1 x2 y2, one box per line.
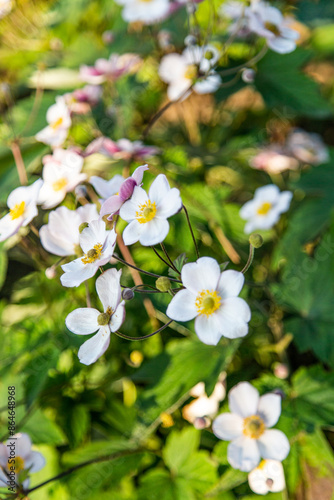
96 268 122 311
214 297 251 339
65 308 100 335
166 289 197 321
257 394 281 428
100 195 123 217
229 382 259 418
217 270 245 299
139 218 169 246
227 436 261 472
28 451 46 473
110 301 126 332
182 257 221 295
80 219 107 253
61 259 96 287
212 413 244 441
149 174 171 206
131 164 149 185
194 313 225 345
122 219 142 245
77 326 110 365
14 433 32 459
156 188 182 219
257 430 290 461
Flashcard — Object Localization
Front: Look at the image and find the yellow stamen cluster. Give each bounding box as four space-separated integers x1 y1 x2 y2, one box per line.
136 200 157 224
257 202 272 216
243 415 265 439
81 243 103 264
10 201 25 220
184 64 198 80
52 178 68 192
51 116 64 130
195 289 221 316
8 456 25 474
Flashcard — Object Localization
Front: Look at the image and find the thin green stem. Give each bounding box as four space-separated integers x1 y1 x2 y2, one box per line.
151 246 172 270
113 254 181 282
182 204 199 259
160 243 180 274
114 320 173 341
241 244 254 274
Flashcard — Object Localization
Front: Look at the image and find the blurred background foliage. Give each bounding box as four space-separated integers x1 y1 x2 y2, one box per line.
1 0 334 498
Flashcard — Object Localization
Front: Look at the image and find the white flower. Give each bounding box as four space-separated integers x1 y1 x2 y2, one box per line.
239 184 293 234
247 2 299 54
60 219 117 287
0 433 45 490
90 174 124 202
159 45 221 101
0 0 12 18
38 149 86 209
286 129 330 165
40 204 99 256
212 382 290 472
119 174 182 246
183 376 226 429
114 0 170 24
166 257 251 345
35 96 71 147
65 268 125 365
0 179 43 242
248 459 286 495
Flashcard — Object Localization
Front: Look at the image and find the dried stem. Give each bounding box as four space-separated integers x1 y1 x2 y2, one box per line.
11 141 28 185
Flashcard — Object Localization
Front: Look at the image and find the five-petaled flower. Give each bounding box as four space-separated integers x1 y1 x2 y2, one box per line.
248 459 286 495
167 257 251 345
35 96 71 147
119 174 182 246
65 268 125 365
60 219 117 287
212 381 290 472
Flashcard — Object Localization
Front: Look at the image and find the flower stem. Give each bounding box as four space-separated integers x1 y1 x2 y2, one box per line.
11 140 28 185
114 319 173 341
151 245 173 270
241 244 254 274
113 254 181 282
161 243 180 274
182 204 199 259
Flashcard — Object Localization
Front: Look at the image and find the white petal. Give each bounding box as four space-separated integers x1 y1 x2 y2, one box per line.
39 225 75 256
215 297 251 338
28 451 46 473
90 175 123 199
240 199 257 220
65 308 100 335
77 326 110 365
80 219 107 253
248 459 285 495
148 174 170 206
109 301 126 332
156 188 182 219
0 213 23 242
159 54 187 83
267 37 297 54
181 257 221 295
96 268 122 311
77 204 99 224
229 382 259 418
212 413 244 441
194 73 221 94
166 289 197 321
119 199 140 221
139 218 169 246
61 259 97 287
14 433 32 459
130 185 148 207
258 430 290 461
254 184 280 203
183 396 218 422
122 220 142 245
217 270 245 299
194 313 226 345
257 394 281 428
275 191 293 214
228 436 261 472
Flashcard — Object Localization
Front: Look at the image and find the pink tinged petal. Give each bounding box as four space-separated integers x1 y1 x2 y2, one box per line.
227 436 261 472
122 220 142 245
119 177 137 201
109 301 126 332
77 326 110 365
148 174 170 205
131 164 149 185
28 451 46 473
96 268 122 311
100 195 123 218
212 413 244 441
257 394 281 428
217 270 245 299
65 308 100 335
229 382 260 418
156 188 182 219
14 433 32 460
258 430 290 461
182 257 221 295
166 289 197 321
139 218 169 246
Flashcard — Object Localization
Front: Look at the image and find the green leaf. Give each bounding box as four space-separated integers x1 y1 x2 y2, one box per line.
168 253 187 279
0 243 7 291
163 427 200 473
21 408 66 445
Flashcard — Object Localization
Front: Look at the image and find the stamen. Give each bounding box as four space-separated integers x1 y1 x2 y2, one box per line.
257 202 272 215
136 200 157 224
10 201 25 220
184 64 198 80
51 117 64 130
81 243 103 264
195 289 221 316
52 178 67 192
264 22 281 36
243 415 265 439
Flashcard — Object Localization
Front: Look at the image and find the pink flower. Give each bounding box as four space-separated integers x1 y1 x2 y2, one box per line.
80 53 141 84
84 137 160 160
250 147 299 174
64 85 103 114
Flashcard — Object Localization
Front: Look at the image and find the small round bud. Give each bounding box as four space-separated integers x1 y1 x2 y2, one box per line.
242 68 256 83
274 362 289 380
122 288 135 301
97 312 110 325
79 222 89 233
184 35 197 46
249 233 263 248
45 267 56 279
155 277 171 292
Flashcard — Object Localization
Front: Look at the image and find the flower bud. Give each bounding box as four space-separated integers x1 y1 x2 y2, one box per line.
155 276 171 292
249 233 263 248
242 68 256 83
97 312 110 325
122 288 135 300
45 267 56 279
79 222 89 233
184 35 197 46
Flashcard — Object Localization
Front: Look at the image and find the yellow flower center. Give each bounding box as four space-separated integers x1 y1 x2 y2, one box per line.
7 456 25 474
10 201 25 220
51 116 64 130
184 64 198 80
195 289 221 316
264 22 281 36
52 177 68 192
258 459 267 470
243 415 265 439
257 201 272 216
136 200 157 224
81 243 103 264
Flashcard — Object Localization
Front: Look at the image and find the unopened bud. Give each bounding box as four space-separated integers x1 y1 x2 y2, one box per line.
97 312 110 325
249 233 263 248
79 222 89 233
122 288 134 300
155 276 171 292
184 35 197 46
242 68 256 83
45 267 56 279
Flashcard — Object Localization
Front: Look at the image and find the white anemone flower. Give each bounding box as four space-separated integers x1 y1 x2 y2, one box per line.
119 174 182 246
66 268 125 365
38 149 86 209
159 45 221 101
247 2 299 54
60 219 117 287
90 174 124 202
35 96 71 147
0 179 43 242
183 377 226 429
0 433 45 490
212 382 290 472
240 184 293 234
40 204 99 256
248 459 286 495
166 257 251 345
286 129 330 165
114 0 170 25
